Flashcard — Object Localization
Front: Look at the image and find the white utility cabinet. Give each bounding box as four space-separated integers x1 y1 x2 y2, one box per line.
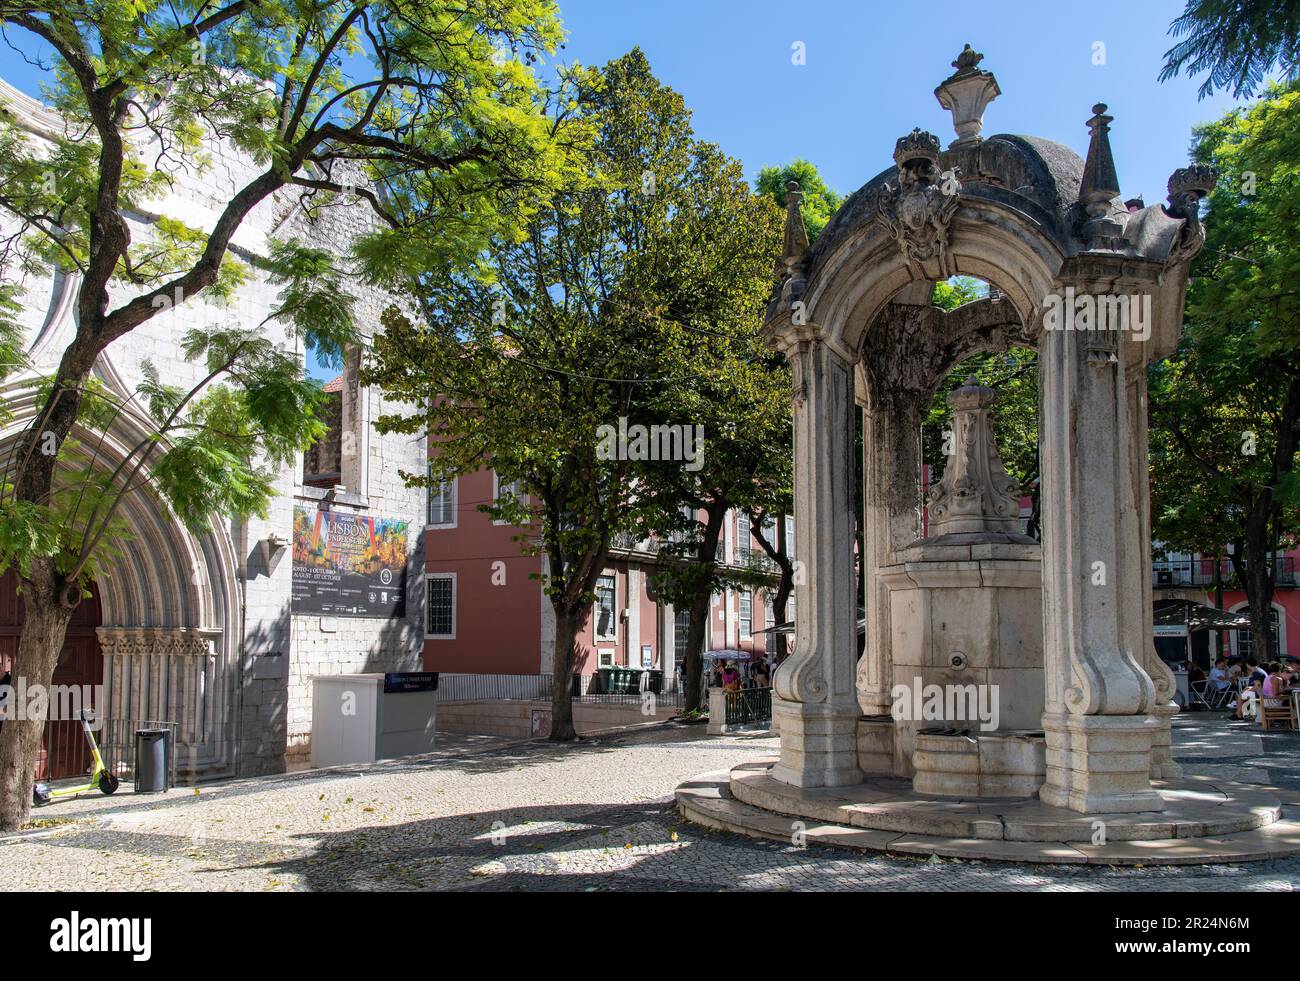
310 672 438 768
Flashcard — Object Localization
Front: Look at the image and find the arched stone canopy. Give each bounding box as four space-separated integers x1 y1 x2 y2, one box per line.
762 49 1212 812
0 374 239 775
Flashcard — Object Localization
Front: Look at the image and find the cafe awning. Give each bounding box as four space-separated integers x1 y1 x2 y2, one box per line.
1153 598 1251 633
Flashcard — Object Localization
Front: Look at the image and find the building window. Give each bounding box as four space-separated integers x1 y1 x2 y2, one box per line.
598 648 614 667
737 516 751 563
428 469 457 528
303 344 366 494
595 574 617 641
674 608 691 661
492 471 526 525
426 575 456 638
1234 606 1281 660
739 590 752 639
302 375 343 488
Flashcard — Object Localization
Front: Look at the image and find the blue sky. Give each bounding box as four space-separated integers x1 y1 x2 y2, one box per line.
552 0 1241 205
0 1 1251 380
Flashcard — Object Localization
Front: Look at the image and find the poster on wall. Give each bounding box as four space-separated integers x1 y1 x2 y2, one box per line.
291 505 409 618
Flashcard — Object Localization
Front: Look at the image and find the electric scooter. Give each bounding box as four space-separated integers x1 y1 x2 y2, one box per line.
32 709 119 807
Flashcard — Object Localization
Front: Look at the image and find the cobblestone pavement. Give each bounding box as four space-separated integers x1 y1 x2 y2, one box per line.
4 715 1300 892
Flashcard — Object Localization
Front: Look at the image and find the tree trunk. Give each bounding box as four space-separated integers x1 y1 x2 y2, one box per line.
548 605 581 741
0 559 76 831
1243 537 1276 665
683 589 711 713
1212 553 1224 660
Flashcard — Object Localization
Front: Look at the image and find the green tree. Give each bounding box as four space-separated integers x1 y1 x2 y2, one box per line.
756 159 843 241
1150 83 1300 663
644 163 842 711
365 50 781 737
639 335 788 714
0 0 572 829
1160 0 1300 99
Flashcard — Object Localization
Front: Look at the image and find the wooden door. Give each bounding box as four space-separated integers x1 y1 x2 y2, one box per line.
0 570 103 780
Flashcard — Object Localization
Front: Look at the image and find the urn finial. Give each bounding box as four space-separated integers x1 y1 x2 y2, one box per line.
934 44 1001 148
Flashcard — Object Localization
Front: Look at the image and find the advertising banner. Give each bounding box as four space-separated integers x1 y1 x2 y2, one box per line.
291 506 409 618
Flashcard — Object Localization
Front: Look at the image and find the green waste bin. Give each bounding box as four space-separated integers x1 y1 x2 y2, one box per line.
646 669 663 695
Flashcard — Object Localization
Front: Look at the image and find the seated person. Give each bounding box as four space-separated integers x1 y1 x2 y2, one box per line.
1208 659 1231 691
1262 662 1288 699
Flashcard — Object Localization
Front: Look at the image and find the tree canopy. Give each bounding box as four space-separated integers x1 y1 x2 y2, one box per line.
1149 82 1300 661
1160 0 1300 99
365 48 783 732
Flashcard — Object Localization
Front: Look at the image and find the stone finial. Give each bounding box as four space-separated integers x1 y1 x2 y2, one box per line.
926 378 1025 539
1079 104 1119 215
1166 164 1216 203
1078 103 1124 246
782 179 809 265
934 44 1001 148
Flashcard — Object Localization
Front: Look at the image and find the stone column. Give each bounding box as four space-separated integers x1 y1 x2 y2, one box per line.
1037 261 1162 813
770 328 863 788
856 395 926 717
1128 366 1181 778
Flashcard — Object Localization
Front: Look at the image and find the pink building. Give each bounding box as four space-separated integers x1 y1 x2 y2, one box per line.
421 464 785 683
1153 548 1300 663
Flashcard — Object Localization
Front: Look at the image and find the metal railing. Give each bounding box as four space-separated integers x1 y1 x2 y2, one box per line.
1152 557 1296 589
724 687 773 727
434 672 685 709
39 717 178 788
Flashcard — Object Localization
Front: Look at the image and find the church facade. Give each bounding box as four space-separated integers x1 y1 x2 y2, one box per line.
0 77 426 780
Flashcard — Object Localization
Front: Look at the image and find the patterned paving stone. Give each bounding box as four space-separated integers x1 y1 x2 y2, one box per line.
1 716 1297 891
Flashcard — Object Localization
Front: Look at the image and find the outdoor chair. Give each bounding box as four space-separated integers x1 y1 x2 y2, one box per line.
1189 680 1232 711
1258 698 1295 732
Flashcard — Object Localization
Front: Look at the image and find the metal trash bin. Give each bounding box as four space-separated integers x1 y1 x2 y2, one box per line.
134 728 170 794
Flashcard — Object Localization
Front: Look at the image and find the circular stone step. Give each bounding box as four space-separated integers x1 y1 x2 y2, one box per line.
727 761 1277 842
674 765 1300 865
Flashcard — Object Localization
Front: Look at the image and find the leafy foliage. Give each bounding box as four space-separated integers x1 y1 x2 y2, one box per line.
755 159 843 242
1160 0 1300 99
0 0 575 589
365 49 783 730
1149 83 1300 660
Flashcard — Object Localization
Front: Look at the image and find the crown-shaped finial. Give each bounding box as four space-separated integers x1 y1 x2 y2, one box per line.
894 128 941 169
1167 165 1217 199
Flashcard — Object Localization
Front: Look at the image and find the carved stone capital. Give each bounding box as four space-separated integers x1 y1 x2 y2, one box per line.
97 626 218 659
